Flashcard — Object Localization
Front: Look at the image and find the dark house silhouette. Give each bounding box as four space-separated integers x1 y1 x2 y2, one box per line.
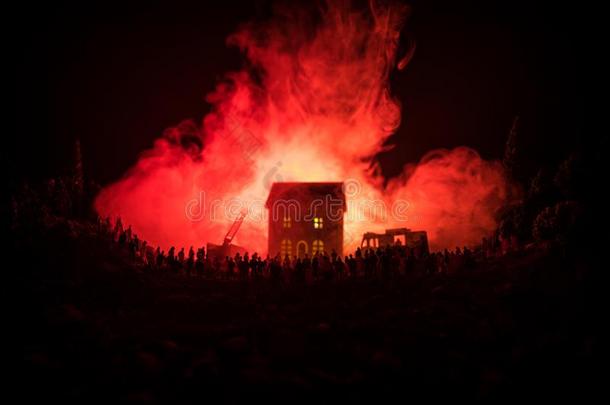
265 182 346 258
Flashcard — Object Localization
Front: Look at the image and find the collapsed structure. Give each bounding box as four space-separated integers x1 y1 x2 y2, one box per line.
361 228 429 257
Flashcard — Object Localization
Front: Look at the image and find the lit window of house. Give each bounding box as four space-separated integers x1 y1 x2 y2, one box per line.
313 217 324 229
280 239 292 257
312 239 324 254
283 216 291 228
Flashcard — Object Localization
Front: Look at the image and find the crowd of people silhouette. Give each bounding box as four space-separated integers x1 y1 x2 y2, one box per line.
100 216 485 283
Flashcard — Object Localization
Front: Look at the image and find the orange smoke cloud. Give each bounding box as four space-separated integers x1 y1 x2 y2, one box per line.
95 0 512 253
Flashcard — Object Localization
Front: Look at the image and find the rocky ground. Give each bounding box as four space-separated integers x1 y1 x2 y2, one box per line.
19 225 601 403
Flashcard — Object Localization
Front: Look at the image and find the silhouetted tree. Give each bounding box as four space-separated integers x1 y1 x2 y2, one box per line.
533 200 583 247
502 115 520 180
527 168 557 207
554 153 586 200
499 204 530 242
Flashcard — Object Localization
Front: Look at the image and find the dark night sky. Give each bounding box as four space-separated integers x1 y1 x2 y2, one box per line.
10 0 584 188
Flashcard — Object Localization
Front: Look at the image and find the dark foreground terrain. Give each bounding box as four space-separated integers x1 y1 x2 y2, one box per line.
19 225 601 403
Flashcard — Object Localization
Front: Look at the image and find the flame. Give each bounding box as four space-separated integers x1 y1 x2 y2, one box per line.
95 0 512 253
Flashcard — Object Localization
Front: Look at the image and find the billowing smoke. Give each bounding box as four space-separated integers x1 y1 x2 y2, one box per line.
387 147 512 250
95 0 512 253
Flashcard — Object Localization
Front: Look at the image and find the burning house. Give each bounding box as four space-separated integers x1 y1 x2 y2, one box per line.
93 1 512 254
266 182 346 258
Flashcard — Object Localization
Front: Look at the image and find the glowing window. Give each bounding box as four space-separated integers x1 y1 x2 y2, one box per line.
296 240 308 257
312 239 324 254
313 217 324 229
283 216 291 228
280 239 292 257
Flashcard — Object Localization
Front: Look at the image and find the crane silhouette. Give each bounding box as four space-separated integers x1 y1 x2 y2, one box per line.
222 209 247 248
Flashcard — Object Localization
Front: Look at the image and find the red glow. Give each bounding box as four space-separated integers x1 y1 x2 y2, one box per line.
94 1 513 253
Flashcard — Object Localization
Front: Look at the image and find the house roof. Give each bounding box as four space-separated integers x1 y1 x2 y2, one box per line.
265 182 346 211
